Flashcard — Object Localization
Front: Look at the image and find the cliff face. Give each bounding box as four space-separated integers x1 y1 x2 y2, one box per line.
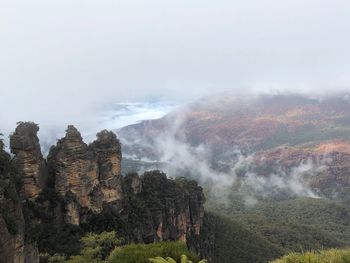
47 125 100 224
90 130 123 211
2 122 207 260
0 134 39 263
10 122 47 200
121 171 205 244
0 202 27 263
47 126 124 225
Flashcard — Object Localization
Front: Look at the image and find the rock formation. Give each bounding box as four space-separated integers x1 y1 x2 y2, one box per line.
1 133 39 263
122 171 205 244
47 125 99 224
0 203 27 263
1 122 207 260
10 122 47 200
90 130 123 211
47 125 125 224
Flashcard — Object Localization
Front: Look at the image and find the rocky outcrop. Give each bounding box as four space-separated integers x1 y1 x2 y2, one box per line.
10 122 47 200
47 126 124 224
48 126 96 224
124 172 142 194
122 171 205 244
0 136 39 263
90 130 123 210
2 122 207 260
0 205 26 263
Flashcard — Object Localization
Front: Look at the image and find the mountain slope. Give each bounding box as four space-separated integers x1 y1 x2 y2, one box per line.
118 93 350 201
117 93 350 258
200 213 284 263
207 197 350 252
118 93 350 156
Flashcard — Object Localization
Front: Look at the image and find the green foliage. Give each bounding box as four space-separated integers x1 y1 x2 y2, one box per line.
65 231 121 263
0 141 22 235
0 134 3 150
207 194 350 254
109 242 199 263
203 213 283 263
271 249 350 263
149 254 207 263
234 198 350 251
48 254 66 263
39 253 66 263
26 211 82 256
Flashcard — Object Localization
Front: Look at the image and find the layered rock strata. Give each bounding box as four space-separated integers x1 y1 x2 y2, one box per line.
1 132 39 263
90 130 123 210
2 122 206 260
10 122 47 200
122 171 205 243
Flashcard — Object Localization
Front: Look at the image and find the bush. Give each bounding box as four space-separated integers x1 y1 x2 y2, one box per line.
149 254 207 263
66 231 121 263
109 242 199 263
271 249 350 263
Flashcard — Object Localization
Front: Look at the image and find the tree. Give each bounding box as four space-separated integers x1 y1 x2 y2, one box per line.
66 231 121 263
149 255 207 263
109 242 200 263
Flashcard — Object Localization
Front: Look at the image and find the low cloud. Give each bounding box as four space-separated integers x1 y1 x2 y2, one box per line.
126 110 323 207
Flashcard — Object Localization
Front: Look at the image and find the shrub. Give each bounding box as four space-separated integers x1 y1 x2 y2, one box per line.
109 242 199 263
66 231 121 263
271 248 350 263
149 254 207 263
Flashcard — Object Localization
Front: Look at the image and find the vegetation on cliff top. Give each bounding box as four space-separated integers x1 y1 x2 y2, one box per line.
270 248 350 263
109 242 200 263
41 231 201 263
202 213 283 263
207 194 350 253
149 255 207 263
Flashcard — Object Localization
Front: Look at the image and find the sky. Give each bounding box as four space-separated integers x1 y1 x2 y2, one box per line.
1 0 350 138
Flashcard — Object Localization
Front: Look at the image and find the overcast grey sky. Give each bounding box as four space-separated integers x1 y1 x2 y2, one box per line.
1 0 350 133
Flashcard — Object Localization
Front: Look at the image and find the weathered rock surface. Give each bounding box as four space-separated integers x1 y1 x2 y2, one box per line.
121 171 205 244
0 136 39 263
10 122 47 200
124 172 142 194
48 125 99 224
0 205 26 263
47 126 125 224
2 122 207 260
90 130 123 209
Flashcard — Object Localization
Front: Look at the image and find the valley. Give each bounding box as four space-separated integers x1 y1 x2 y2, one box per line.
1 94 350 263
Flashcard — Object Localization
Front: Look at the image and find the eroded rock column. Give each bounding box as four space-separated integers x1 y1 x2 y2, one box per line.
10 122 47 200
90 130 123 209
47 125 99 224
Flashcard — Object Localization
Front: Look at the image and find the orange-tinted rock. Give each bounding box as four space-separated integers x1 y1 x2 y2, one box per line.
48 126 124 224
48 126 99 224
0 139 39 263
90 130 123 206
254 143 350 195
10 122 47 200
133 171 205 243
